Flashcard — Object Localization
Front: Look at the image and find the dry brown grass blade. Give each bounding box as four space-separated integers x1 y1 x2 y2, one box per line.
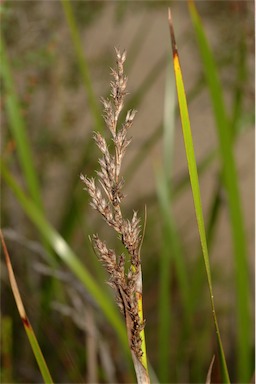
0 229 54 383
0 229 27 321
250 372 255 384
206 355 215 384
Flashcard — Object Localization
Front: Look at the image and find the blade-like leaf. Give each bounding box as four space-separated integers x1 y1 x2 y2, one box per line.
188 2 252 381
168 8 230 383
0 230 54 384
206 355 215 384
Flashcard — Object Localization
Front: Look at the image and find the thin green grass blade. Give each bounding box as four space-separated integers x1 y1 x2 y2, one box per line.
0 231 54 384
156 61 191 382
1 160 128 352
61 0 102 132
190 32 248 313
188 2 252 381
0 35 42 209
172 148 217 199
24 325 53 384
190 182 222 312
168 9 230 383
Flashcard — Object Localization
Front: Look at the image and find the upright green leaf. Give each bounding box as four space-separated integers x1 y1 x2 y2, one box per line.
188 2 252 381
168 8 230 383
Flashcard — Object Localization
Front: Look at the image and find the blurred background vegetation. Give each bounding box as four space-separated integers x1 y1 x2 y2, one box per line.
1 1 254 383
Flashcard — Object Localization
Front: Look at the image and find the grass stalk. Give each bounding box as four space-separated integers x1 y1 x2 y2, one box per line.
80 48 150 383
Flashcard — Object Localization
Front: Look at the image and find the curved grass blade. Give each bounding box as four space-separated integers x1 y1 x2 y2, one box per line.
168 9 230 383
206 355 215 384
0 230 54 384
0 160 128 352
188 2 252 381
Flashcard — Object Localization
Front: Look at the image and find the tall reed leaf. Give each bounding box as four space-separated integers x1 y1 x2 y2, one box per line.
0 230 54 384
188 2 251 381
168 9 230 383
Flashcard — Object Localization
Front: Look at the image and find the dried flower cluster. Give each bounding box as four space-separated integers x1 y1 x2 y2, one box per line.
80 49 145 361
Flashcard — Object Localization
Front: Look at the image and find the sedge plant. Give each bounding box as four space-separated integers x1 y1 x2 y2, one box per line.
80 48 150 384
1 4 253 383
